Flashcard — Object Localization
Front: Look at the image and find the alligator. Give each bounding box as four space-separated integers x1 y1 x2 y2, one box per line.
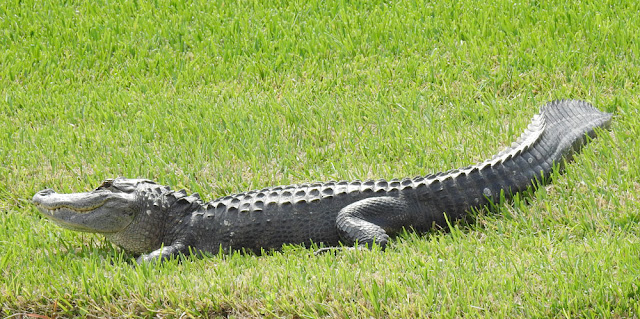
33 100 612 263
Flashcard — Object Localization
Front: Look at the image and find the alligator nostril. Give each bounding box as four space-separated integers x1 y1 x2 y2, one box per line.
34 189 56 198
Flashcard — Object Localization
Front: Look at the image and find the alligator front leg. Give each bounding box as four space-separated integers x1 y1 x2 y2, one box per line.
334 196 416 249
136 243 191 264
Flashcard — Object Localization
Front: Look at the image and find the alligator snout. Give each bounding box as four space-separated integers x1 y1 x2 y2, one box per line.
33 189 56 202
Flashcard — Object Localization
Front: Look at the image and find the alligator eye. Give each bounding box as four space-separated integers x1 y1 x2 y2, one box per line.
97 179 115 189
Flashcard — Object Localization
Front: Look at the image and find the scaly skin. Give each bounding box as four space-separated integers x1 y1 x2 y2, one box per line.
32 100 612 263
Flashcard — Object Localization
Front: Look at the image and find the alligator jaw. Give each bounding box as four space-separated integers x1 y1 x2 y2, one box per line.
32 188 137 233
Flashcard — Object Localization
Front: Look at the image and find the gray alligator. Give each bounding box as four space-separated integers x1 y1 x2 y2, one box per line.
33 100 612 262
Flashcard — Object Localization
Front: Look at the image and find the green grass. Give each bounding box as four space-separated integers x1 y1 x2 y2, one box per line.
1 0 639 317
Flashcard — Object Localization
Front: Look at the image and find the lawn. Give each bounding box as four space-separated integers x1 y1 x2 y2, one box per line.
1 0 639 317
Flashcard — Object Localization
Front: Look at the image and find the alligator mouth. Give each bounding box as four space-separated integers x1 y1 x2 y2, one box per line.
34 202 107 214
34 206 107 231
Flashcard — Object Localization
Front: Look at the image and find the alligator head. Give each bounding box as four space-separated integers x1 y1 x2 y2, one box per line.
32 178 201 254
32 178 155 233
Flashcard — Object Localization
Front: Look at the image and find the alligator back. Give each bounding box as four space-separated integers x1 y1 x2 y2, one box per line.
192 100 612 253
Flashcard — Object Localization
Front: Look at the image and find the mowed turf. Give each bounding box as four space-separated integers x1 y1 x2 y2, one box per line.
1 0 639 317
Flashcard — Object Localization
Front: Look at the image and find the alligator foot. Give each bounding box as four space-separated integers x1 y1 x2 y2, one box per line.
135 243 191 264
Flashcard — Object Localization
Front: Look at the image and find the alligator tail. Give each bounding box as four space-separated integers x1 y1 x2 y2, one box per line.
425 100 612 218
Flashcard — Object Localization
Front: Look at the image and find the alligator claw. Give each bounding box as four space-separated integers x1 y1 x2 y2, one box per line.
313 246 365 255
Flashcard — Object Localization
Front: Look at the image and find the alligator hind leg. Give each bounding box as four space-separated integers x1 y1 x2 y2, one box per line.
317 196 414 254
